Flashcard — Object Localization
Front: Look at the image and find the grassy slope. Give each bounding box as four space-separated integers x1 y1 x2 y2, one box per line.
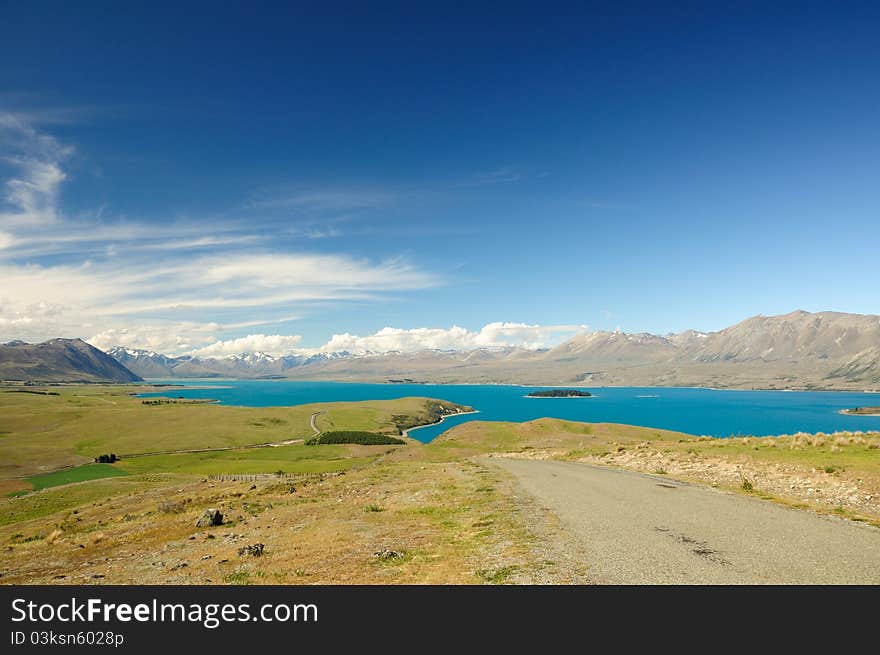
0 459 571 584
0 475 184 528
0 386 461 479
424 418 690 460
115 444 380 476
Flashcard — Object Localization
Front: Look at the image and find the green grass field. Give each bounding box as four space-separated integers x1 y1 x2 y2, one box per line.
26 463 128 492
115 444 381 476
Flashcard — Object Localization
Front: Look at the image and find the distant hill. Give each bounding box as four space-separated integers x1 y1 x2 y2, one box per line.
100 310 880 390
0 339 143 383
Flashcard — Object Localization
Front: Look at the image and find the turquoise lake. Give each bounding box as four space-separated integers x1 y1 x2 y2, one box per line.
138 380 880 442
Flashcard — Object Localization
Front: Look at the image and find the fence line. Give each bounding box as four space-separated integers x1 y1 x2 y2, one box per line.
208 473 296 482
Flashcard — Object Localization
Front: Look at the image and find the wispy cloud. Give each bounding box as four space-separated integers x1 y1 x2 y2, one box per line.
246 186 397 213
0 113 445 351
0 221 270 260
459 166 524 187
0 112 72 227
0 252 439 342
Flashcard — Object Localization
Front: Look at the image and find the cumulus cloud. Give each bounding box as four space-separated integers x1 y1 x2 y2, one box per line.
82 322 587 357
87 323 225 354
188 334 305 358
319 322 587 353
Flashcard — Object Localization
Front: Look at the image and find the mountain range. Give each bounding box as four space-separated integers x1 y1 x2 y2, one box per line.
106 347 348 379
102 310 880 390
1 311 878 389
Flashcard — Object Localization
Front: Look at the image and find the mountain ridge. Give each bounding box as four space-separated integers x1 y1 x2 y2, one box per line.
96 310 880 390
0 339 143 383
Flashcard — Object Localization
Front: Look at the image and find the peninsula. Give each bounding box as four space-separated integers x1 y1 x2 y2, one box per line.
841 406 880 416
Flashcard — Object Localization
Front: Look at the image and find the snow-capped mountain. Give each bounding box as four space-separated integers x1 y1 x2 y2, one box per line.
101 311 880 389
106 347 351 379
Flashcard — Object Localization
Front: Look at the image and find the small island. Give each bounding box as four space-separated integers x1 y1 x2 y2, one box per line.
840 406 880 416
527 389 592 398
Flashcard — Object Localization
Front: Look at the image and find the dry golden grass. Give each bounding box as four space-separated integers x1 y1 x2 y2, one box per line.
0 460 582 584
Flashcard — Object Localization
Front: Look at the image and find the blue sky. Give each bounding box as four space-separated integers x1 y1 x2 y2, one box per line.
1 2 879 355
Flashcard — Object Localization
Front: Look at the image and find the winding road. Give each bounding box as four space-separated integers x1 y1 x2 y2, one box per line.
310 411 323 436
489 457 880 584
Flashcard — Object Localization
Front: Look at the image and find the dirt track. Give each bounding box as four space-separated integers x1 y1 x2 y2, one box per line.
489 457 880 584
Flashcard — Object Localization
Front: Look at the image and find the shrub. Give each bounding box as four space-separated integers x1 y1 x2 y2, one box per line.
238 543 264 557
94 453 119 463
741 478 754 492
306 431 406 446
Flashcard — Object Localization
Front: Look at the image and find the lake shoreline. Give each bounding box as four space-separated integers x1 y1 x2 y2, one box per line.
404 410 481 439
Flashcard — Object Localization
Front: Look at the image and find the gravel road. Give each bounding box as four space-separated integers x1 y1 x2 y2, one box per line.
488 457 880 584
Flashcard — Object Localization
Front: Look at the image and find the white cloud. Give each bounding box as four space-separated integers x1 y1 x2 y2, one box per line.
0 113 481 358
319 322 587 353
0 112 72 227
189 334 304 358
83 322 587 357
87 323 224 354
0 253 438 345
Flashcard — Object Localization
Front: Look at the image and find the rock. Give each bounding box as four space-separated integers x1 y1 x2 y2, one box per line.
237 543 264 557
196 509 223 528
374 548 406 561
